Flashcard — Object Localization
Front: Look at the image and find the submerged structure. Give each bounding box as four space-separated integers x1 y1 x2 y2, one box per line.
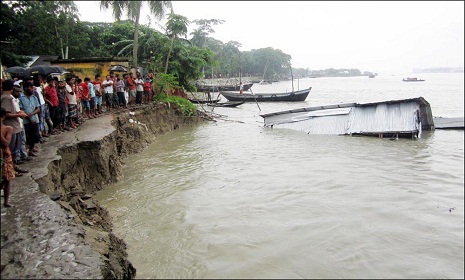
260 97 435 139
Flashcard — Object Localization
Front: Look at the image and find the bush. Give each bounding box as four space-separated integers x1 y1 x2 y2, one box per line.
153 93 197 116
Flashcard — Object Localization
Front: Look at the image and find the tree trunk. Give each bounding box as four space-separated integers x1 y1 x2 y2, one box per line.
55 24 65 59
164 35 174 74
132 3 141 74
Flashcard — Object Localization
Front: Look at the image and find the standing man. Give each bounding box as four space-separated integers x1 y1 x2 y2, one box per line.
1 80 28 175
85 77 97 118
102 75 114 113
80 78 91 119
135 73 144 105
56 80 68 130
126 72 136 106
32 76 48 138
92 74 103 115
44 77 59 134
115 75 126 108
18 82 41 158
13 82 30 163
65 77 78 128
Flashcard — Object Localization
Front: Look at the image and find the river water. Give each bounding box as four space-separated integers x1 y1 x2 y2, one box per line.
95 73 464 279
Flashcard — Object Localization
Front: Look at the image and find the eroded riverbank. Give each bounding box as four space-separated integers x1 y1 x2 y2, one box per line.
1 102 209 279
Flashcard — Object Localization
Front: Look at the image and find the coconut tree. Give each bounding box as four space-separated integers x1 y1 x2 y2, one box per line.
100 0 172 72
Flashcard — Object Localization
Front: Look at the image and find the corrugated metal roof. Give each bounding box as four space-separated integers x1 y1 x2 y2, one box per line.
26 55 60 67
260 97 430 118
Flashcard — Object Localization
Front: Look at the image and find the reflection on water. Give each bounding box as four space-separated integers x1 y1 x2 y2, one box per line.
96 74 464 279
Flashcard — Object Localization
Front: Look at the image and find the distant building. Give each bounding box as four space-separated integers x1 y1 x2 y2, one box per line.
51 57 130 78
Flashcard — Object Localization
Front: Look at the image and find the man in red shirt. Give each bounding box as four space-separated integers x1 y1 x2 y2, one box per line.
126 72 136 106
80 78 91 119
44 77 60 134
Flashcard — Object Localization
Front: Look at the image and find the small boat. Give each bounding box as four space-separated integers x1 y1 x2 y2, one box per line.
207 101 244 108
368 75 375 78
403 77 425 82
188 97 221 104
187 91 221 104
196 82 253 92
219 82 253 91
220 87 311 102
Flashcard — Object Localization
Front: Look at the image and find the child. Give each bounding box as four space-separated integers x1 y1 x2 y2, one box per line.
1 108 15 207
143 77 151 104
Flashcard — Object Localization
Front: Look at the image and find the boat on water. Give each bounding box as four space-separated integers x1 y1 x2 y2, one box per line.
260 97 435 139
195 82 253 92
368 75 376 78
187 91 221 104
188 97 221 104
220 87 311 102
403 77 425 82
207 101 244 108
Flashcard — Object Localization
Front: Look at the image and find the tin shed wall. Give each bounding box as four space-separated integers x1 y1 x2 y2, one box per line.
348 102 421 134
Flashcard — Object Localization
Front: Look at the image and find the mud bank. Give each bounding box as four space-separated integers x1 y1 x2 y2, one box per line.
1 102 210 279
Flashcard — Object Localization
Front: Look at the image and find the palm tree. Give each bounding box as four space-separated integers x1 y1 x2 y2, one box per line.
100 0 172 72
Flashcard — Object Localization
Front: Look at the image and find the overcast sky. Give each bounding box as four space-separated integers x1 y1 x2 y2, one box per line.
75 1 464 75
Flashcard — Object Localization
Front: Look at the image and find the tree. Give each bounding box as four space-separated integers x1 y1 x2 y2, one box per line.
190 19 224 48
100 0 172 71
164 13 189 73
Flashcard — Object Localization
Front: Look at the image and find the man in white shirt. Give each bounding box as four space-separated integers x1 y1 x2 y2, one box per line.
65 77 78 128
134 73 144 105
102 75 114 113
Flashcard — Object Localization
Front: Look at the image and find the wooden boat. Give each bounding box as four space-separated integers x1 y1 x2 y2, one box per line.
220 87 311 102
188 98 220 104
260 97 435 139
220 82 253 91
196 82 253 92
207 101 245 108
403 77 425 82
187 91 221 104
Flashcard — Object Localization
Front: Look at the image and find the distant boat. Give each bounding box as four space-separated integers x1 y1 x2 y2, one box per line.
403 77 425 82
368 75 375 78
433 117 464 129
220 87 311 102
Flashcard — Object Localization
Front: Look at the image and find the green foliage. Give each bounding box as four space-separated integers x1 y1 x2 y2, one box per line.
152 93 197 116
153 73 180 93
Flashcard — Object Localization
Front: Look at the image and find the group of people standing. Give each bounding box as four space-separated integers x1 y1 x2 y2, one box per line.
1 70 155 208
